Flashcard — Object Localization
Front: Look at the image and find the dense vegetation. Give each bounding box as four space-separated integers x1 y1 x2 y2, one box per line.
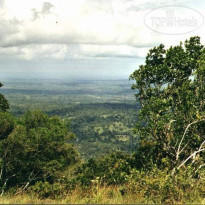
1 79 139 158
1 36 205 203
131 36 205 173
0 98 79 196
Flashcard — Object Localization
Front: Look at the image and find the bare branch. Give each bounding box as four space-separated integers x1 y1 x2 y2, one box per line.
177 147 205 170
14 181 30 196
0 168 3 180
176 119 205 160
195 164 205 174
1 179 8 197
1 174 16 196
14 169 40 196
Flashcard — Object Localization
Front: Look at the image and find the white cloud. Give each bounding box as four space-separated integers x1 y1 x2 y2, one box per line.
0 44 68 60
77 44 150 59
0 0 205 61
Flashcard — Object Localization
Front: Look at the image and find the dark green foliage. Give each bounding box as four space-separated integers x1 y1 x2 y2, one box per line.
130 36 205 171
31 181 68 199
0 82 9 112
0 112 15 140
76 152 136 185
0 111 79 194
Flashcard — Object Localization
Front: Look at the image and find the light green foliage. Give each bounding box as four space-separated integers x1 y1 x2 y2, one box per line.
125 167 205 203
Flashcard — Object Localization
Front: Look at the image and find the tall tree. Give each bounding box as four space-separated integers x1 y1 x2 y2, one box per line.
130 36 205 172
0 82 9 112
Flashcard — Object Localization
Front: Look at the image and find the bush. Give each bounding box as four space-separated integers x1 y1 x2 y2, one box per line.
0 111 79 194
76 152 137 186
31 181 67 199
126 167 205 203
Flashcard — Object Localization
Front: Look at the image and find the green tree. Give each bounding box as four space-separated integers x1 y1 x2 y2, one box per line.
0 112 15 140
0 111 79 195
0 82 9 112
130 36 205 172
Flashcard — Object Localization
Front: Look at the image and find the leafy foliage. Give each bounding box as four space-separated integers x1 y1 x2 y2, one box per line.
3 79 138 158
0 82 9 112
0 112 15 140
76 152 137 186
0 111 79 194
2 37 205 202
130 36 205 171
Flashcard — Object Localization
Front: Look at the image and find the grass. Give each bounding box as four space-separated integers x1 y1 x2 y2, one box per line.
1 183 205 204
0 186 125 204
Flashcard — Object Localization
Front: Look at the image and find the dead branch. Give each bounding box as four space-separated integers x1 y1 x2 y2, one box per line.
177 146 205 170
176 119 205 160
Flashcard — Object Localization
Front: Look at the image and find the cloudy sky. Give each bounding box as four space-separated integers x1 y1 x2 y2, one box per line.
0 0 205 79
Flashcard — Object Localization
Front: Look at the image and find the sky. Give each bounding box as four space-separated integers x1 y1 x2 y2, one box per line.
0 0 205 79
